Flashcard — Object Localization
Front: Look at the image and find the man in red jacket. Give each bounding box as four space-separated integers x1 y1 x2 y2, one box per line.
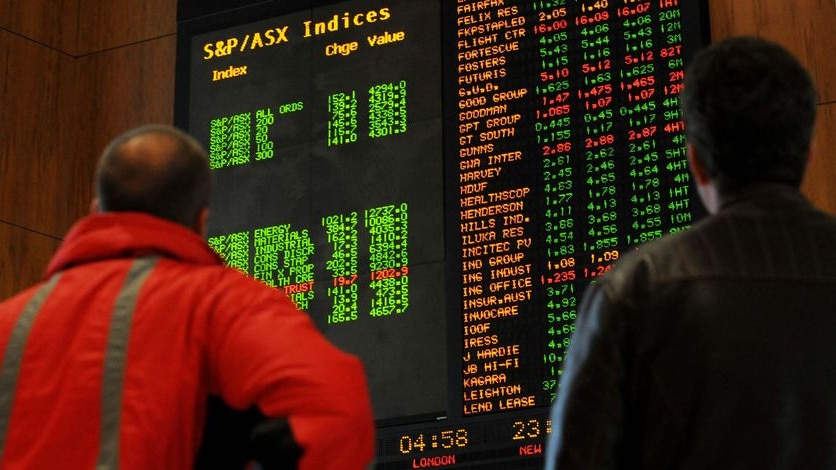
0 125 375 469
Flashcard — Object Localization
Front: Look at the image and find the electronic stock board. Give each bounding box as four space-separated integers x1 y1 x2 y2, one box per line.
175 0 709 467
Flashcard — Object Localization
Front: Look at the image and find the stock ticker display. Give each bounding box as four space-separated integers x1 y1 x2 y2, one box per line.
176 0 708 467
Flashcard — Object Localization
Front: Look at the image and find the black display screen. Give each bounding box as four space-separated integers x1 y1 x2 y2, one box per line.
175 0 709 467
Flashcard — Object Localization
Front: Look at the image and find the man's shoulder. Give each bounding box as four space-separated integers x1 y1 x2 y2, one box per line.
186 263 297 310
0 282 48 319
602 202 836 297
599 227 699 299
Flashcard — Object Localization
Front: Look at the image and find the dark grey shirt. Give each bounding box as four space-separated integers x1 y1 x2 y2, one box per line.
546 184 836 469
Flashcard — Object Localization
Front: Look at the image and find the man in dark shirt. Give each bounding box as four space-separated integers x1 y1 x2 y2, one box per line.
545 37 836 469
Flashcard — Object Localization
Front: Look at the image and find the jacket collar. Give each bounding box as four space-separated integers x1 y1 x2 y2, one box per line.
46 212 222 277
718 182 809 213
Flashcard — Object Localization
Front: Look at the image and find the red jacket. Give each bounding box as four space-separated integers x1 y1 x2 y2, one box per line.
0 213 374 469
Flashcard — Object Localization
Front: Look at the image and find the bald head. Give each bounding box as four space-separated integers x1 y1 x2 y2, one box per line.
95 125 212 229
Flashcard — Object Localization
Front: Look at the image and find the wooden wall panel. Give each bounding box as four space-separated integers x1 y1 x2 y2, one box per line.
0 29 87 238
0 0 79 54
0 222 61 299
0 3 177 299
76 0 176 54
78 34 177 158
803 103 836 214
709 0 836 103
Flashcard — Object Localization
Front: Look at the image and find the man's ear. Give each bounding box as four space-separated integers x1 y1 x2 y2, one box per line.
687 143 721 214
687 143 711 185
90 198 100 215
195 207 210 238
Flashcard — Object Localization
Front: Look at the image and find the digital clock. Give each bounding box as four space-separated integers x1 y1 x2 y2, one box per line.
398 428 469 454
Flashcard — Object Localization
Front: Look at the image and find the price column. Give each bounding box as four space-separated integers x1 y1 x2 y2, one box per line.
620 4 664 246
368 81 408 138
577 6 619 282
366 204 409 317
532 0 580 400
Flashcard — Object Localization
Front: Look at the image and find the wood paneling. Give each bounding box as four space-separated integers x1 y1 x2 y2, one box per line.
76 0 176 55
0 29 87 238
709 0 836 103
78 35 177 155
803 103 836 214
1 4 176 298
0 222 61 299
0 0 176 56
0 0 79 54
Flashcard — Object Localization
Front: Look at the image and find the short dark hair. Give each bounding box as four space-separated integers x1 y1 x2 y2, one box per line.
96 125 212 227
681 36 817 189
